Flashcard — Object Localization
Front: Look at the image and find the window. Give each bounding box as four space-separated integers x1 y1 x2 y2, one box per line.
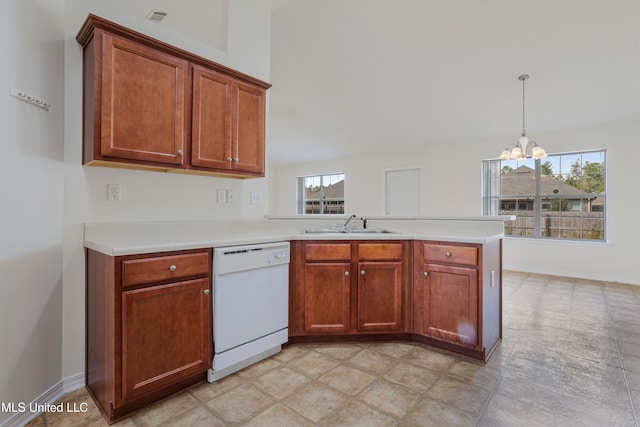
297 173 345 214
482 149 606 241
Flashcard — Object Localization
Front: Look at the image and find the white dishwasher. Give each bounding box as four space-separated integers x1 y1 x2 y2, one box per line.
207 241 290 382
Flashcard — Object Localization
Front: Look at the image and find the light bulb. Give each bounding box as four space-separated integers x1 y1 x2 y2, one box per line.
532 146 548 159
510 146 522 160
500 150 511 160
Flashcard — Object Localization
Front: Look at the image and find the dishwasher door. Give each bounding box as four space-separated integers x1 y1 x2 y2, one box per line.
209 242 289 382
214 262 288 354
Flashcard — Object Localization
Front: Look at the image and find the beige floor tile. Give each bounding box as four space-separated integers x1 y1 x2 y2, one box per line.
189 373 244 402
405 397 478 427
158 405 225 427
205 383 274 424
23 415 45 427
251 366 311 399
311 343 365 360
383 361 441 393
426 376 491 415
27 272 640 426
283 381 347 423
321 400 398 427
272 344 310 363
405 347 457 372
44 388 103 427
318 365 376 396
133 392 199 427
346 348 395 375
356 379 420 419
368 342 417 359
241 404 315 427
447 359 500 391
236 357 281 379
285 349 341 378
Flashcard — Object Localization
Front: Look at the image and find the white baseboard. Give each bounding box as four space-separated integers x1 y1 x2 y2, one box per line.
1 373 85 427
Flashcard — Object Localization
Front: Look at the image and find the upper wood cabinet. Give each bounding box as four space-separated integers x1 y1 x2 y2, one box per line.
77 14 270 178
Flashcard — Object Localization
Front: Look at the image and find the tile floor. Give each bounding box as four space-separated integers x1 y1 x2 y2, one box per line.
25 271 640 427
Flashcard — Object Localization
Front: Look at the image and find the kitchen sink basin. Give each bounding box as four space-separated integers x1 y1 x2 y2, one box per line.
349 229 396 234
303 229 397 234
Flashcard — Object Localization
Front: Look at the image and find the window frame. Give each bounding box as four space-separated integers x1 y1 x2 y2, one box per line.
482 149 607 242
296 173 345 215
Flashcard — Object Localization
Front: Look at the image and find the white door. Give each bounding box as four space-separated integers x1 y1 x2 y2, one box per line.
385 168 421 215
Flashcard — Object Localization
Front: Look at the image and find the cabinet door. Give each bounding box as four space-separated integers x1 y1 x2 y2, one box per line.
232 81 265 175
415 263 479 347
304 262 351 333
101 33 188 165
120 278 211 403
357 261 403 331
191 66 233 169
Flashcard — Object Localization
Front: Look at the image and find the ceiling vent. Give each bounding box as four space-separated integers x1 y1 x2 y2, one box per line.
146 9 168 23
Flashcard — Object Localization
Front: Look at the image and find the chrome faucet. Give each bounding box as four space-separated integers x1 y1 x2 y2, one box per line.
342 214 357 230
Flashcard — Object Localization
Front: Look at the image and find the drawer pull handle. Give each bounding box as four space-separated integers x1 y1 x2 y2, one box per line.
345 271 350 276
424 272 429 277
445 251 452 257
169 265 177 272
203 289 210 295
361 270 366 276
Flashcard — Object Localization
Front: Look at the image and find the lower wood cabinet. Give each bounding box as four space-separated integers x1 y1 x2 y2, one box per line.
291 240 410 338
412 240 502 361
291 238 501 361
86 249 212 423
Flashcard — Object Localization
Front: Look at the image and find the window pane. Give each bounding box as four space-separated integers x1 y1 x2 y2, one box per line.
482 149 606 242
298 173 345 215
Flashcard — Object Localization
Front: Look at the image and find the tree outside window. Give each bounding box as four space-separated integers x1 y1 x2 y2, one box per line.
483 150 606 241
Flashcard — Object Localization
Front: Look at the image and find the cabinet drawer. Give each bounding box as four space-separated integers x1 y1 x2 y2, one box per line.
358 243 403 261
304 243 351 261
122 252 210 287
422 243 478 266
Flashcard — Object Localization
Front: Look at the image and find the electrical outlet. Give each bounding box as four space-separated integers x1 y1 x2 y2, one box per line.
107 184 121 201
227 189 234 203
216 189 227 203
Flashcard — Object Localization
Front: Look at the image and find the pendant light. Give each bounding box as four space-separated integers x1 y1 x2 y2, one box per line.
499 74 548 161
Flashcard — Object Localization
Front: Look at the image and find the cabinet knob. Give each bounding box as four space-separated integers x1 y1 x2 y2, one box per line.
445 251 452 257
169 265 177 272
361 270 366 276
234 157 240 163
344 271 350 276
203 289 210 295
424 271 429 277
226 156 233 161
177 149 183 155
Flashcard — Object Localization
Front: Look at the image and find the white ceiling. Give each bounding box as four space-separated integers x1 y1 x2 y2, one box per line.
268 0 640 165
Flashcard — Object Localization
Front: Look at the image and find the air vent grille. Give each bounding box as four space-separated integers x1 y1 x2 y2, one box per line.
146 10 168 23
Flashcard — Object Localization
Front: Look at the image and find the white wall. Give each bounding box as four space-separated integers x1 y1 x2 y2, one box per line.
61 0 273 381
0 0 65 424
271 119 640 286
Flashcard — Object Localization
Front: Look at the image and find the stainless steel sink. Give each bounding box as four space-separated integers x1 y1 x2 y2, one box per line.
349 229 396 234
303 229 396 234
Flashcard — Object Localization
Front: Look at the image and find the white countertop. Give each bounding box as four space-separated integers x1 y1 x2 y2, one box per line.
84 219 504 256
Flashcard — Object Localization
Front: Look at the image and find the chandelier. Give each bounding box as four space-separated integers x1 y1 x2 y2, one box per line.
499 74 547 161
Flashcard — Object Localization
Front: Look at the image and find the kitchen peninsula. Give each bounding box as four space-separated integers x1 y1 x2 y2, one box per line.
84 216 505 423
